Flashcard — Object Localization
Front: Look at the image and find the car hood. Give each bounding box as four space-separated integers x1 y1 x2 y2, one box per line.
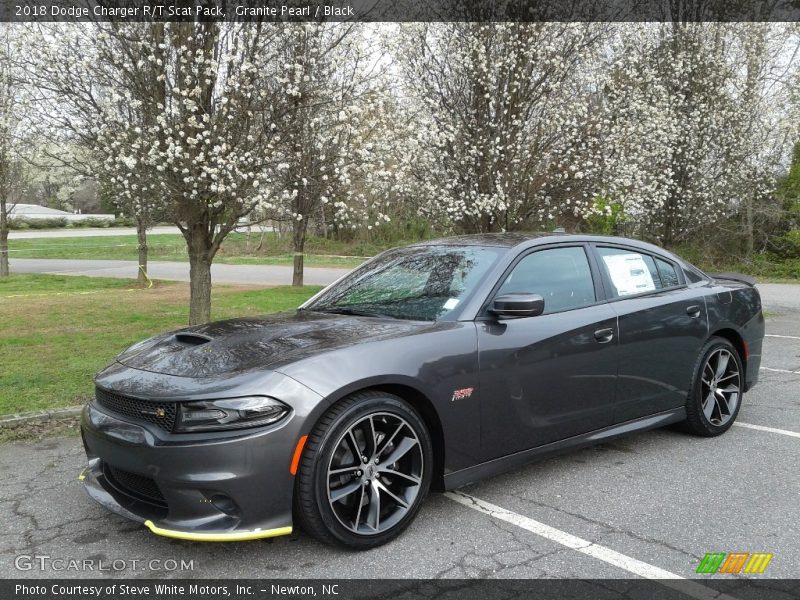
115 311 433 378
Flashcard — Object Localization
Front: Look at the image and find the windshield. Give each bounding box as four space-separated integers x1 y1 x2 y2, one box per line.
303 245 504 321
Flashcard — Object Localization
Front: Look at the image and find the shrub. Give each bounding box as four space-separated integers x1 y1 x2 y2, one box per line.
8 218 29 230
772 229 800 259
9 217 69 229
80 217 114 228
584 197 628 235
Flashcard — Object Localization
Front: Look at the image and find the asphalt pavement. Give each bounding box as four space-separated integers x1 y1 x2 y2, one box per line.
8 226 182 240
9 258 349 287
1 285 798 582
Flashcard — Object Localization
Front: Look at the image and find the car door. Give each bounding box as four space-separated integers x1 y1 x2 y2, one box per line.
591 245 708 422
477 244 619 458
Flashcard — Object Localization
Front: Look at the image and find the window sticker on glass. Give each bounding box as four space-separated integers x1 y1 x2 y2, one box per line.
602 253 656 296
443 298 460 310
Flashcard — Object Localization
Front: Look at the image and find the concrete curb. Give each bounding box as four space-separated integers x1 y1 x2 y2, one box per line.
0 406 84 428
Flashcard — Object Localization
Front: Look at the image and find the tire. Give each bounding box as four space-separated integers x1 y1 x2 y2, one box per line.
293 390 433 549
683 337 744 437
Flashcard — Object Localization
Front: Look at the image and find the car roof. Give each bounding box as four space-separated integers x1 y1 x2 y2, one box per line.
411 232 562 248
410 232 675 258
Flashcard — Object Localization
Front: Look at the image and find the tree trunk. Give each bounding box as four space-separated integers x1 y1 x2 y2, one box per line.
0 203 9 277
136 217 148 286
743 198 755 259
293 252 304 287
0 226 8 277
661 193 677 248
187 234 212 325
318 203 328 238
256 227 266 252
292 218 307 287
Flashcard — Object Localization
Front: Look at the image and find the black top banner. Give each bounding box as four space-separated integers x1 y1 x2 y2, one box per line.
3 0 800 23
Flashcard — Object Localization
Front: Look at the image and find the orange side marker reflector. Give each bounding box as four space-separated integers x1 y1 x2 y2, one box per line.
290 435 308 476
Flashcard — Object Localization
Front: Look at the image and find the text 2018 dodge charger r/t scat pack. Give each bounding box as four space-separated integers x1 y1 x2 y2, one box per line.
80 233 764 548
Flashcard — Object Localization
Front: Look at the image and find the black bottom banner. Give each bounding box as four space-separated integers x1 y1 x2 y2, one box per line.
4 579 800 600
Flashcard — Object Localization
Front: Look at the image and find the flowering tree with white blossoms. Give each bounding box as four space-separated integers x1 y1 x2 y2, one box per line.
726 22 800 255
115 21 288 322
31 22 291 323
30 21 396 310
25 23 166 285
91 23 174 285
598 22 800 248
389 22 609 233
24 149 86 213
263 23 394 285
0 25 32 277
599 23 752 246
388 21 799 248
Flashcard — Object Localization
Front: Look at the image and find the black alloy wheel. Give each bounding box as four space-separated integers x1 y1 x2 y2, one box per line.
684 337 744 437
294 391 433 549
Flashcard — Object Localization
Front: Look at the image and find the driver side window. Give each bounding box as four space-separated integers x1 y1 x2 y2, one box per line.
498 247 596 315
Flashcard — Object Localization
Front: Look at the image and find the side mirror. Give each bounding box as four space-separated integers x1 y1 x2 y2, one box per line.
490 293 545 318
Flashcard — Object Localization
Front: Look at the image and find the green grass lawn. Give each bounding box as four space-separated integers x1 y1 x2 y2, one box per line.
0 273 137 295
0 274 321 416
7 232 370 269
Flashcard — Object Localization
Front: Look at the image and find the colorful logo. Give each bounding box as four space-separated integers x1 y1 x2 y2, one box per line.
696 552 773 574
140 407 167 418
451 387 474 402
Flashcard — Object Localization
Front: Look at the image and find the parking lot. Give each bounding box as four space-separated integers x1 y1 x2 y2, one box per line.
1 283 798 584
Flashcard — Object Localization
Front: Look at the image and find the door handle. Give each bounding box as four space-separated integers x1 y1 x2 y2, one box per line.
594 328 614 343
686 305 701 318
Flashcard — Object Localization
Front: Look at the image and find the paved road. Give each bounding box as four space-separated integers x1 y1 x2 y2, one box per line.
9 258 349 287
8 226 182 240
1 285 799 582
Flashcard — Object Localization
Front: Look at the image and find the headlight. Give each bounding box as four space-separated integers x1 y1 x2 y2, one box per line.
175 396 290 433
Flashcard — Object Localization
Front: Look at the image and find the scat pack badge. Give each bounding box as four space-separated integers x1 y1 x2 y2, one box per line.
451 387 475 402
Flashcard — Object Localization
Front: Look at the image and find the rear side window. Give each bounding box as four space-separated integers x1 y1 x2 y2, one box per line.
655 257 680 288
597 247 665 297
497 246 595 314
683 266 706 284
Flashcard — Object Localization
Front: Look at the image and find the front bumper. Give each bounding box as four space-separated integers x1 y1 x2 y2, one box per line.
80 372 321 540
80 459 290 541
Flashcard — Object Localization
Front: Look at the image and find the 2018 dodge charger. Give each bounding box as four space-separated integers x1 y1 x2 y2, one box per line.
80 233 763 548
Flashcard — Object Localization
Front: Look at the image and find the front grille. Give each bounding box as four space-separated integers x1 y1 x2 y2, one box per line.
95 388 177 433
103 463 167 508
